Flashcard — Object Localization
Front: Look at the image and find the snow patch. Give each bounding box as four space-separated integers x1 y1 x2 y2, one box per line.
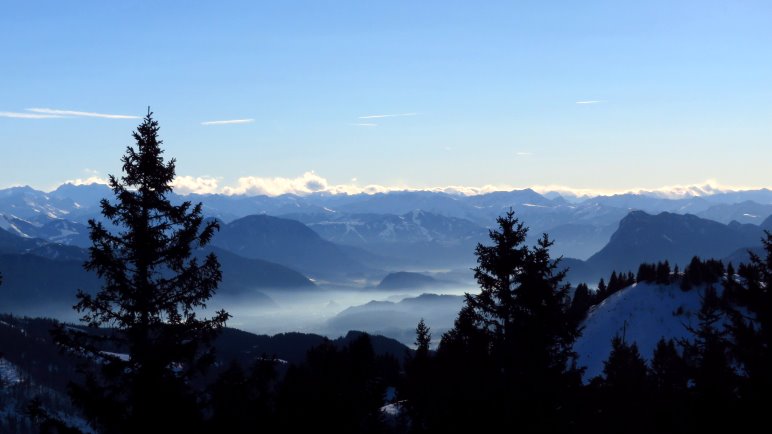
0 358 23 385
574 282 706 381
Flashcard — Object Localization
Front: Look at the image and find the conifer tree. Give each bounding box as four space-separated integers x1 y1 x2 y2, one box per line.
649 338 689 432
597 277 607 299
681 285 735 427
570 283 592 322
439 210 581 431
599 336 651 433
403 319 433 433
655 260 671 285
602 336 648 395
55 112 229 434
650 338 688 396
414 318 431 356
724 232 772 420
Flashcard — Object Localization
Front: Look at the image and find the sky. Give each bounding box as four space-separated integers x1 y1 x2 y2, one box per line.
1 0 771 196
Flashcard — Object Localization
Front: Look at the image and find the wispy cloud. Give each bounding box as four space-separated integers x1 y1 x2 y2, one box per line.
575 100 603 104
26 108 140 119
351 123 378 127
358 112 418 119
201 119 255 126
0 111 64 119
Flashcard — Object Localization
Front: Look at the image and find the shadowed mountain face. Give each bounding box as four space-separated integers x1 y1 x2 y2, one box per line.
212 214 369 280
201 246 314 291
0 227 313 313
586 211 764 273
0 253 100 312
762 215 772 231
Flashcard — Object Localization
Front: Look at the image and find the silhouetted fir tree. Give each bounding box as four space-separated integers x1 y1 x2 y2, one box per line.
598 335 651 433
656 260 671 285
626 271 636 287
402 319 433 433
681 257 726 291
414 318 431 356
650 338 688 396
207 358 278 433
724 232 772 425
597 277 607 299
607 271 620 293
570 283 592 322
53 112 229 434
435 210 581 432
681 286 736 430
276 334 387 434
648 338 690 433
636 263 657 283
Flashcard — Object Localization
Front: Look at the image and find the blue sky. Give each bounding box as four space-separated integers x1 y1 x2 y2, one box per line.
1 0 771 195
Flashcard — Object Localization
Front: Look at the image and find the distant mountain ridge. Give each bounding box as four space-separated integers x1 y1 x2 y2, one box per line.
0 227 314 312
587 211 764 271
212 214 370 280
376 272 445 290
562 211 768 283
3 183 772 269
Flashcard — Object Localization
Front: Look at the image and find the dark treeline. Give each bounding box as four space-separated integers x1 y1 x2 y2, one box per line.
7 114 772 433
398 218 772 433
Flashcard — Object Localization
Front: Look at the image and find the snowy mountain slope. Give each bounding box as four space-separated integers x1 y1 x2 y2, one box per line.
0 213 91 247
696 200 772 224
574 282 707 380
285 210 487 245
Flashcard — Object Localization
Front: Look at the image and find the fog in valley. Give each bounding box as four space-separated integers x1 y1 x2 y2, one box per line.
218 285 468 346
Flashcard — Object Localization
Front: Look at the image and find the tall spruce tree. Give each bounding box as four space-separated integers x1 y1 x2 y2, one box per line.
724 231 772 423
55 112 229 434
414 318 431 357
681 285 735 429
598 336 651 433
438 210 581 431
403 319 433 432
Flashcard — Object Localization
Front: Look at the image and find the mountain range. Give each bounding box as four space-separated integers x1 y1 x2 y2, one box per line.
1 183 771 301
563 212 771 283
0 225 315 313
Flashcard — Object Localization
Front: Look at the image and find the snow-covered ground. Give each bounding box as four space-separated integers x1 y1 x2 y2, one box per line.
574 282 707 380
0 358 22 385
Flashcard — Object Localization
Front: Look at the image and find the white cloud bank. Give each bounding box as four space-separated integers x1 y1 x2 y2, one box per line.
65 176 110 186
59 173 765 200
172 176 222 195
